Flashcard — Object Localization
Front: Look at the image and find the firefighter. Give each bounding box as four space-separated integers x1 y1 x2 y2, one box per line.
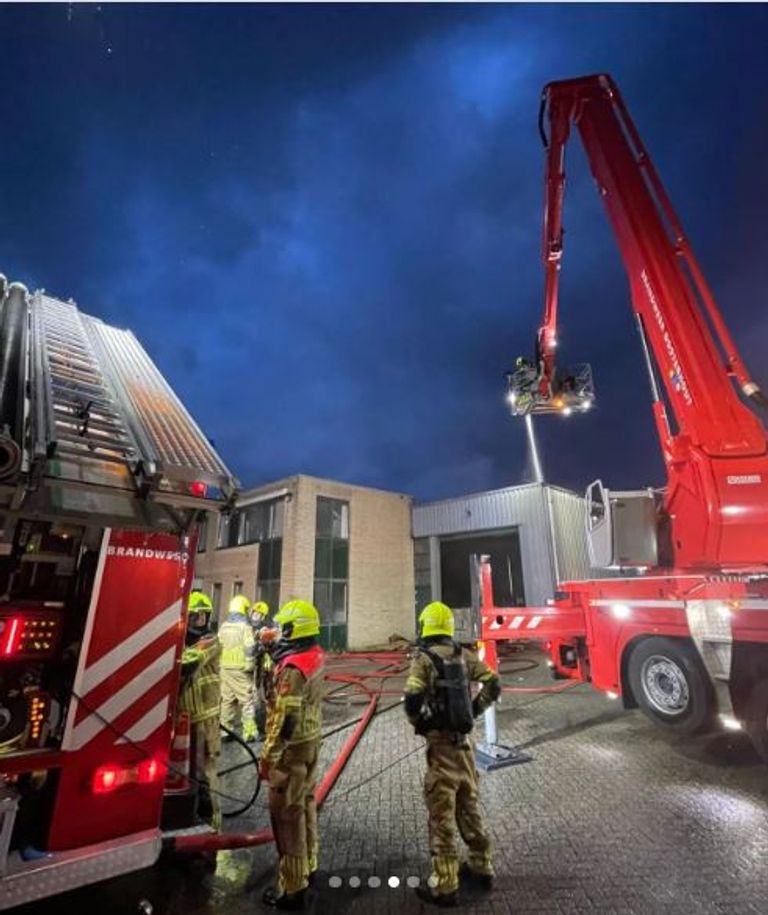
250 600 271 740
178 589 222 829
260 600 325 911
218 595 258 742
404 601 501 908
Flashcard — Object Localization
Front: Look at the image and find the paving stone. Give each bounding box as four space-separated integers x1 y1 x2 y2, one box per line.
18 650 768 915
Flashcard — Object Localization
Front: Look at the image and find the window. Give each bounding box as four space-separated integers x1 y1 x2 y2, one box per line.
316 498 349 539
413 537 432 615
196 515 208 553
212 582 222 619
313 498 349 627
217 498 285 549
255 501 284 614
258 579 281 615
241 499 284 545
233 580 243 596
217 513 234 549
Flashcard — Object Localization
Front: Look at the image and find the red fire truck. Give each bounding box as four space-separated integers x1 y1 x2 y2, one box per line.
0 279 237 907
487 74 768 760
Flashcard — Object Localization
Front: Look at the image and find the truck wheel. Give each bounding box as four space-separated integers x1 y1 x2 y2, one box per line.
627 637 713 734
745 681 768 764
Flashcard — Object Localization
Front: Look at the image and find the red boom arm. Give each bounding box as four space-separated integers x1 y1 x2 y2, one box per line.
535 74 768 571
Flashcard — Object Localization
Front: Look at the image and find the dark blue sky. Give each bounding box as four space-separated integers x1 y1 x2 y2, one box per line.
2 4 767 500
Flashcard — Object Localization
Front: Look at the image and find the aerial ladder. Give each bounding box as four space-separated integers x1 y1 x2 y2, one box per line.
485 74 768 760
0 278 238 907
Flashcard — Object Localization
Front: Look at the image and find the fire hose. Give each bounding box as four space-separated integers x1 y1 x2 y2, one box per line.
170 655 407 854
169 649 572 854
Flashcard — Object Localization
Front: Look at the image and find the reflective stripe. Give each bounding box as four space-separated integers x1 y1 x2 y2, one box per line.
219 620 254 670
279 696 303 710
81 600 181 695
405 676 426 690
72 646 176 750
591 599 685 608
736 600 768 610
117 697 169 744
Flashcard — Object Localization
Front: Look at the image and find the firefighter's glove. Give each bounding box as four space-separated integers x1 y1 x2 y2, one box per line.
181 653 201 682
471 697 483 719
413 703 435 736
414 714 431 736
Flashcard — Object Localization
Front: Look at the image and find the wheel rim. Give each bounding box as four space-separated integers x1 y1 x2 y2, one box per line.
640 655 690 716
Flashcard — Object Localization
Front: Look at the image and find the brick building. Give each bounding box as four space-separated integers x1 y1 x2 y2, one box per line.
194 474 414 651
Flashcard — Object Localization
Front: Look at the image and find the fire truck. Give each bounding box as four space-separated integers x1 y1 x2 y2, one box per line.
488 74 768 761
0 277 237 907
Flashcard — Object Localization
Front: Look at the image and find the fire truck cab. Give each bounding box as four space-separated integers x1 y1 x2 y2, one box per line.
0 278 237 908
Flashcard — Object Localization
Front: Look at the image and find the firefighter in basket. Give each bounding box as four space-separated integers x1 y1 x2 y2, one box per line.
259 600 325 911
403 601 501 908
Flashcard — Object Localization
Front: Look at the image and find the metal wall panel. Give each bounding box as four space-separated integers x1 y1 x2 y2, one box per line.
547 487 593 584
412 483 555 606
412 483 589 607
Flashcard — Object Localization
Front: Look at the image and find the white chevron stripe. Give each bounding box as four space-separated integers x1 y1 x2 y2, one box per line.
509 615 524 629
70 647 176 750
81 600 182 695
527 615 542 629
116 697 170 744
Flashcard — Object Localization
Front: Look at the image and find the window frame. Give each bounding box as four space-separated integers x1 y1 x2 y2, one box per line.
313 497 350 629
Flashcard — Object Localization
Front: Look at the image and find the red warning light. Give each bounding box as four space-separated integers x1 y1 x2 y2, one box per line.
189 481 207 498
92 764 122 795
93 757 166 795
1 618 23 657
137 757 166 784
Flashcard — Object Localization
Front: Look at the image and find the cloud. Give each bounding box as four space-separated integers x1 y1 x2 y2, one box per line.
1 5 767 501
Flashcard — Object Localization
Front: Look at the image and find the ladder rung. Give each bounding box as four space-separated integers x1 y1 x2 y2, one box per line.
54 417 133 441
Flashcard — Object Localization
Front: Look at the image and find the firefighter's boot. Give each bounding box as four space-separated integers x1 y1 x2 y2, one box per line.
243 718 258 743
414 886 459 908
459 861 493 890
262 887 306 910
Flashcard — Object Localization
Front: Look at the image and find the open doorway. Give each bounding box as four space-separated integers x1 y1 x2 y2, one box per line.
439 529 525 608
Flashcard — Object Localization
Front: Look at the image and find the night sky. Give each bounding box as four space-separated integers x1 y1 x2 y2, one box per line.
1 4 767 501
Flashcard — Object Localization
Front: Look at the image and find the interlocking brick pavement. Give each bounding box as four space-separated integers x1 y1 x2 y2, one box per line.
19 650 768 915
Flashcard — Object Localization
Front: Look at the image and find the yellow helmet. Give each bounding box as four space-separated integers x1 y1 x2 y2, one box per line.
250 601 269 620
228 594 251 616
419 601 454 638
188 590 213 613
274 600 320 640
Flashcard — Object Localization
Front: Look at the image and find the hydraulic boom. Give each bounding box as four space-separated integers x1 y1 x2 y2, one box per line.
513 73 768 572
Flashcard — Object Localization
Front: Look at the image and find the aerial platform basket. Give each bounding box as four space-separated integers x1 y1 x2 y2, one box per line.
506 361 595 417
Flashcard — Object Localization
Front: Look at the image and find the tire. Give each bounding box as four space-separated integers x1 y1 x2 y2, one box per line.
745 680 768 764
627 637 714 734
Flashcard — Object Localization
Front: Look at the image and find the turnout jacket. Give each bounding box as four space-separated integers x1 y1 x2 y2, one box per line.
262 644 325 767
404 639 500 742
